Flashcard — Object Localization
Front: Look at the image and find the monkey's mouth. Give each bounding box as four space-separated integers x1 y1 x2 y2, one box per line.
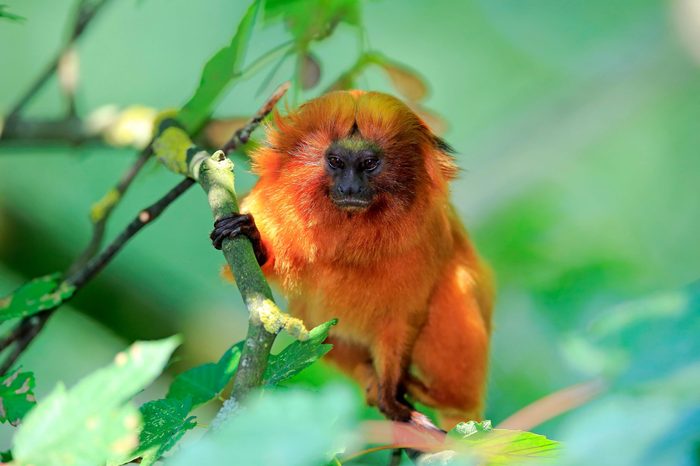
331 196 372 211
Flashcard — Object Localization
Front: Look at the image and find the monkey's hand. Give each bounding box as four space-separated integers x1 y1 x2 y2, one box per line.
210 213 268 266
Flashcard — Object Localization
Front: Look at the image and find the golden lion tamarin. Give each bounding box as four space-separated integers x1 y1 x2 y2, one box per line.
211 90 493 430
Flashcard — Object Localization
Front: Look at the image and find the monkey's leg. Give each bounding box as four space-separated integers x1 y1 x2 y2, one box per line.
324 337 379 405
372 321 418 423
409 264 490 430
210 213 268 265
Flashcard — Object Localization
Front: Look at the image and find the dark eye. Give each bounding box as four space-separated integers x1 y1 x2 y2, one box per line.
361 157 380 172
327 155 344 169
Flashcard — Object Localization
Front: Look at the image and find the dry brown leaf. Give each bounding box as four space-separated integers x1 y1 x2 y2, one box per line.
381 61 429 102
203 117 250 148
301 52 322 90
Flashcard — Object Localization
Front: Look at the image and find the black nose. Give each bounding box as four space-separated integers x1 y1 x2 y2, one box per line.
337 182 362 196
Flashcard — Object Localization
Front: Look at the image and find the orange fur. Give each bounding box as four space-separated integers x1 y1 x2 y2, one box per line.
240 91 493 429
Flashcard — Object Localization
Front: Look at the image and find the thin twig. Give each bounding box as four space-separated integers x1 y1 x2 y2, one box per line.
221 81 290 153
68 178 195 288
0 316 49 375
67 145 153 275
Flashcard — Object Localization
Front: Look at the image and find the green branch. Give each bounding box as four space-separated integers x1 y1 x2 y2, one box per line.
152 85 308 421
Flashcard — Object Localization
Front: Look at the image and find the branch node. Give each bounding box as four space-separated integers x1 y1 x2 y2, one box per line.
212 150 227 162
153 125 191 175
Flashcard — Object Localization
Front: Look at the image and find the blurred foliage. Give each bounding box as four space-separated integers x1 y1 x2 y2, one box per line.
169 385 358 466
0 4 23 22
12 338 179 466
0 0 699 464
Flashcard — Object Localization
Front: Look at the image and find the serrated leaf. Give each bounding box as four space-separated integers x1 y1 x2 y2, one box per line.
12 337 180 466
0 368 36 426
177 0 261 134
263 319 336 386
166 342 242 407
119 398 196 466
0 274 75 322
449 420 561 465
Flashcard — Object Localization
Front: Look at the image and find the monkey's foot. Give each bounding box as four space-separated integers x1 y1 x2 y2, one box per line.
379 396 414 424
210 214 268 266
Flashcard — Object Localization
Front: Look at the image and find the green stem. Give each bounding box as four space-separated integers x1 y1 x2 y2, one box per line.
152 85 301 425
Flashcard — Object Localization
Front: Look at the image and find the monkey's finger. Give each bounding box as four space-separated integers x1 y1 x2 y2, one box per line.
214 214 252 230
211 226 245 250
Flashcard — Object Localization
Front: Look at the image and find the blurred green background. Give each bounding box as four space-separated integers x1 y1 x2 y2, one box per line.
1 0 699 464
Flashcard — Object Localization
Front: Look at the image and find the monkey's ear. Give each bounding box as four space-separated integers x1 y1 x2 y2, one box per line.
431 135 459 181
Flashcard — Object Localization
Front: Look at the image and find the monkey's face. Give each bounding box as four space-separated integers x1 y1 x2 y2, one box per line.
324 138 382 212
255 91 457 221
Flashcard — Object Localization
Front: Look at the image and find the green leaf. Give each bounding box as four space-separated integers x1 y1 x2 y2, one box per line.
263 319 336 386
0 274 76 322
125 398 196 466
264 0 360 44
0 4 24 22
12 337 180 466
169 385 357 466
166 342 242 407
448 420 561 465
177 0 261 133
0 368 36 426
0 450 12 462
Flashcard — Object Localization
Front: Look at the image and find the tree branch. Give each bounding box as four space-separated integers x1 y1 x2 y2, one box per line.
0 178 193 374
151 83 306 424
0 112 259 152
67 146 153 276
0 117 99 145
0 84 289 374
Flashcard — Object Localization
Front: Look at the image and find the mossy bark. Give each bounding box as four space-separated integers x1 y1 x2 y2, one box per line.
153 123 306 420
